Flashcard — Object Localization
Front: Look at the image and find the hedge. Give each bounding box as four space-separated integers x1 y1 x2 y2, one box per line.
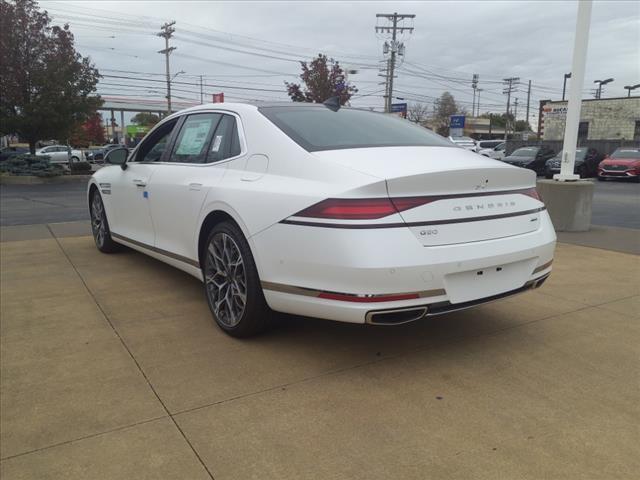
0 154 65 177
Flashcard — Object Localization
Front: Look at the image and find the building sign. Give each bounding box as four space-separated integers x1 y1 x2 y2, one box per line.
450 115 465 128
126 125 151 137
450 115 465 136
212 92 224 103
391 103 407 118
542 105 568 117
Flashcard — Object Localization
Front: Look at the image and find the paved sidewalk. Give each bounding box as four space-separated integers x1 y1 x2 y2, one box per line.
0 230 638 479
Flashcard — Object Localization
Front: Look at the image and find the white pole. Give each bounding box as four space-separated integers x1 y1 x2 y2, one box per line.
555 0 592 182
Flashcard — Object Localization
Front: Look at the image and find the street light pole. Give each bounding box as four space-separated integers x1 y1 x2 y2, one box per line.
556 0 592 181
562 72 571 101
624 84 640 97
593 78 614 100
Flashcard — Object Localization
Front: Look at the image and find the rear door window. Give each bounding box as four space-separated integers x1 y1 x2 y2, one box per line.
170 113 222 164
207 114 242 162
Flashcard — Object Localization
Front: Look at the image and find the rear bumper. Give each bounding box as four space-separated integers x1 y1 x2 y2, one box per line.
252 211 556 324
365 273 549 325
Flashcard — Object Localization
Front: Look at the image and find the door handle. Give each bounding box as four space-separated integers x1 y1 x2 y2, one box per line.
133 179 146 187
189 183 202 191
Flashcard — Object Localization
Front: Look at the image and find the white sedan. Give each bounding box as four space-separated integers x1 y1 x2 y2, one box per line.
89 102 555 337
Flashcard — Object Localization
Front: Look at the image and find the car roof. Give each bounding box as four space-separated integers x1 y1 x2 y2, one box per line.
170 101 367 118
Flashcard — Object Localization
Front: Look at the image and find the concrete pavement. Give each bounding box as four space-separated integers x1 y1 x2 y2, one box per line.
1 228 638 479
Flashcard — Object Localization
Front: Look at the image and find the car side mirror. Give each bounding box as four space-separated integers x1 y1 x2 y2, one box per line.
104 147 128 170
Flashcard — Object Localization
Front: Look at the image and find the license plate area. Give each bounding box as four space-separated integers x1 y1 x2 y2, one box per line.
444 258 536 304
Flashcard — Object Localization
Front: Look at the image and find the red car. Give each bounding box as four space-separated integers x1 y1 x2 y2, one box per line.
598 148 640 182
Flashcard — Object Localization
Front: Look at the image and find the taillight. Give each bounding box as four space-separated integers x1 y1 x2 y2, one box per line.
294 198 397 220
521 187 541 201
295 188 542 220
294 197 434 220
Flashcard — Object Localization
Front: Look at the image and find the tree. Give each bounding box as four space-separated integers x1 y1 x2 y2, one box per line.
479 113 531 132
285 54 358 105
69 112 105 147
131 112 160 126
406 102 430 125
432 92 460 136
0 0 102 153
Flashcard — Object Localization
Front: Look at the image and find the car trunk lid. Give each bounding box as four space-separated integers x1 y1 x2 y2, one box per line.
313 146 544 246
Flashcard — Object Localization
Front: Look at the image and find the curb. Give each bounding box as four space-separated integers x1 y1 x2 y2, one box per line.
0 175 92 185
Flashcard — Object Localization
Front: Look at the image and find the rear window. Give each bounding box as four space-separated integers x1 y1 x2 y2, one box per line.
259 106 453 152
610 149 640 159
478 140 502 149
554 149 586 160
512 147 539 156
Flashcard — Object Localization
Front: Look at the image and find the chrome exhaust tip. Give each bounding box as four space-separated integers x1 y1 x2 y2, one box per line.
366 307 428 325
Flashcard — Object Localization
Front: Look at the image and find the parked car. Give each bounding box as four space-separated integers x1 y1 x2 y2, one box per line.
478 141 505 159
86 144 121 162
476 140 503 152
598 148 640 182
35 145 71 164
544 147 603 179
448 136 477 151
70 149 85 162
502 146 555 175
89 102 554 337
0 146 29 161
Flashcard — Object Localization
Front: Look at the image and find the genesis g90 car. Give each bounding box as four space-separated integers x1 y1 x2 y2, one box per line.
89 103 555 337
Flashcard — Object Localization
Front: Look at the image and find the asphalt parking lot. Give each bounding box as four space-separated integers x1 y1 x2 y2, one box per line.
1 222 639 478
1 178 638 228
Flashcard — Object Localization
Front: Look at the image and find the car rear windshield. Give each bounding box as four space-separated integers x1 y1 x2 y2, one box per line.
554 149 586 160
512 147 539 156
258 106 453 152
610 149 640 159
478 140 502 149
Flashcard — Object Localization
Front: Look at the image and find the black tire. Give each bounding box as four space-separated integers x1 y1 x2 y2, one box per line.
90 190 120 253
545 172 553 179
202 221 271 337
71 156 80 162
577 165 586 178
597 176 606 181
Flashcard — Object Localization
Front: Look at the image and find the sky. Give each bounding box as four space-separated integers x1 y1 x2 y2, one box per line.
42 0 640 126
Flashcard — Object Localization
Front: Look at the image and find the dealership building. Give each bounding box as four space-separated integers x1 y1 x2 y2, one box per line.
539 96 640 142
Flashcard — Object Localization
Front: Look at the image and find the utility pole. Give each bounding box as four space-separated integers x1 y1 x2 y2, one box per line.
502 77 520 142
157 21 176 114
476 88 483 116
514 98 519 124
471 74 479 116
199 75 204 104
525 80 531 127
375 12 415 112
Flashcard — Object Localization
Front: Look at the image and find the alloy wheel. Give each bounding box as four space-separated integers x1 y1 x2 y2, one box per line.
90 194 106 248
205 232 247 328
